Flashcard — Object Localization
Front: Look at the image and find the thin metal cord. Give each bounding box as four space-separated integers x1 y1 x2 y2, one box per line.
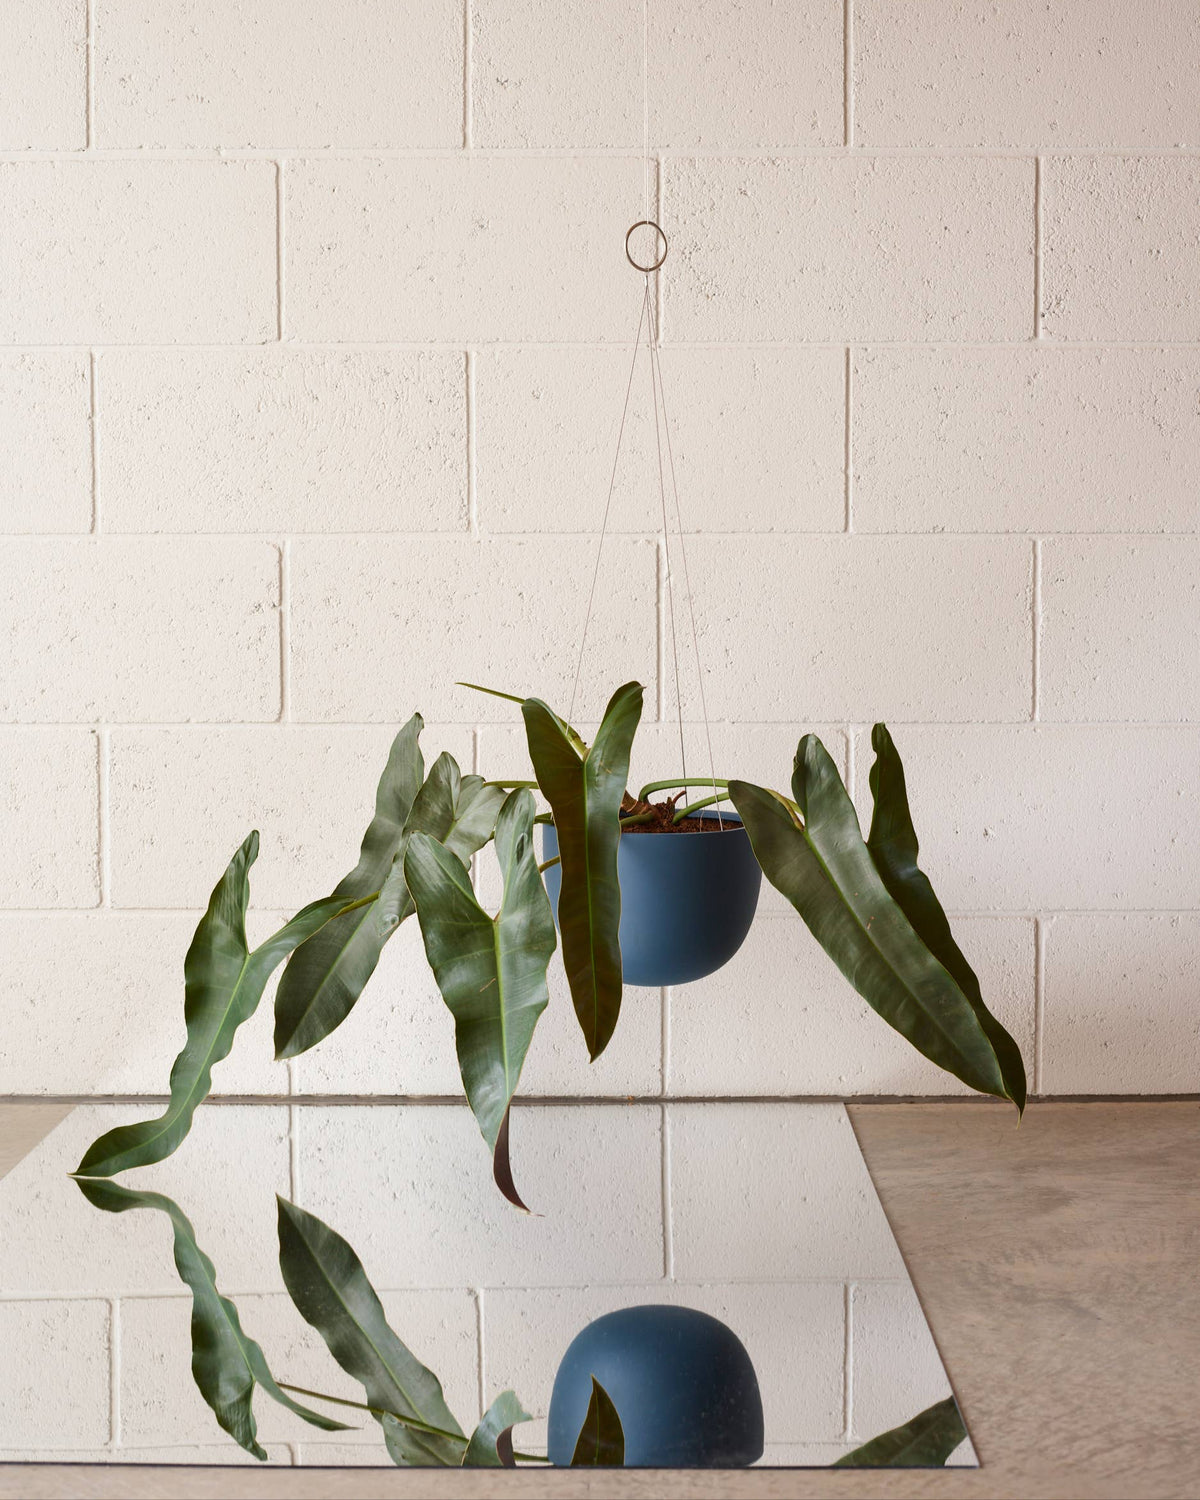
642 0 649 223
646 276 687 786
568 293 648 726
647 294 724 825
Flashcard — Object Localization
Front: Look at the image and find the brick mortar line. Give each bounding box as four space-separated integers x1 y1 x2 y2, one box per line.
5 146 1200 160
14 530 1200 540
13 339 1200 351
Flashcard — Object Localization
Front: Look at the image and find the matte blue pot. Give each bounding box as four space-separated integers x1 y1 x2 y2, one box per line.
547 1304 764 1467
541 810 761 987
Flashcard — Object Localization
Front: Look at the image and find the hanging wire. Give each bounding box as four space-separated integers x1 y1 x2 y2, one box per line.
567 294 648 727
646 295 725 826
645 277 688 787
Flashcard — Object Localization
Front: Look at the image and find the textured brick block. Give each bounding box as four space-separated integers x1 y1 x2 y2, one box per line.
0 161 275 344
0 729 97 906
0 1105 289 1296
854 0 1200 148
1041 538 1200 721
0 1302 110 1449
677 536 1031 723
853 348 1200 535
472 0 841 149
850 1282 958 1448
107 725 472 909
1042 157 1200 340
664 156 1033 342
475 346 844 534
296 1104 663 1287
121 1288 478 1446
850 725 1200 910
95 0 461 148
289 536 657 724
0 354 92 533
293 920 663 1098
0 0 85 148
669 915 1034 1096
287 157 642 343
1042 915 1200 1094
669 1104 906 1281
0 911 287 1096
0 539 280 723
485 1281 844 1445
100 351 467 534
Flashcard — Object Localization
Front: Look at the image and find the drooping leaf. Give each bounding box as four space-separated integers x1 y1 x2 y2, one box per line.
404 789 556 1203
274 715 425 1060
867 723 1026 1112
77 834 361 1177
834 1395 967 1467
74 1179 350 1460
570 1377 625 1467
275 742 505 1059
462 1391 532 1467
276 1197 466 1466
729 737 1008 1101
522 682 643 1060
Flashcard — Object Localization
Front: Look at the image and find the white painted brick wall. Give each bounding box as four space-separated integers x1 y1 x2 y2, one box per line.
0 3 1196 1113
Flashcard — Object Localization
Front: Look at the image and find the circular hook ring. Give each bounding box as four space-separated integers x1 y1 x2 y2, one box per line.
626 220 668 273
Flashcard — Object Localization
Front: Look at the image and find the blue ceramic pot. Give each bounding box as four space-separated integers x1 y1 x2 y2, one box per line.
541 810 761 987
547 1304 764 1467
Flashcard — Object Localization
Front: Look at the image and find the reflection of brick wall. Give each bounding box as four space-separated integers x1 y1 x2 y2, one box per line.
0 1103 972 1465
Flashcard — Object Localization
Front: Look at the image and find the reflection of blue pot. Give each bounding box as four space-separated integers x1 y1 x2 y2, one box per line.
547 1304 764 1467
541 811 761 987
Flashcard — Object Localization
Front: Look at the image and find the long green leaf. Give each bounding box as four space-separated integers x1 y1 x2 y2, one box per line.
274 715 425 1060
74 1179 350 1460
404 790 555 1172
834 1395 967 1467
275 743 505 1059
462 1391 532 1467
729 736 1008 1100
76 834 359 1177
522 682 643 1061
570 1377 625 1467
867 723 1026 1112
276 1197 465 1467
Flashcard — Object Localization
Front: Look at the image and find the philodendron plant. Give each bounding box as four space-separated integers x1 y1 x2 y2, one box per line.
75 680 1026 1205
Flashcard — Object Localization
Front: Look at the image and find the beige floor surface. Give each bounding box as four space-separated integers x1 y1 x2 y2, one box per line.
1 1099 1196 1499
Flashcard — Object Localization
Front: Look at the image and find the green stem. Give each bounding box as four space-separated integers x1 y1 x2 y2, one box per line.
277 1383 550 1465
533 812 554 825
456 681 588 757
636 776 729 802
673 792 729 823
619 810 656 828
485 780 539 790
537 856 560 874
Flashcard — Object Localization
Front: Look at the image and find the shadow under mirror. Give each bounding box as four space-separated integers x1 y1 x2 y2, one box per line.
0 1100 975 1471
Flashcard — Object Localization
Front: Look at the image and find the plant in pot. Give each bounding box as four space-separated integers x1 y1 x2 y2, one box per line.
74 676 1026 1208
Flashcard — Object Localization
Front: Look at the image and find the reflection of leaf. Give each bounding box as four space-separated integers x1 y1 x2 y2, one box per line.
74 1179 350 1460
463 1391 532 1467
866 723 1026 1112
522 682 643 1060
275 714 426 1059
730 736 1009 1101
834 1395 967 1467
405 789 556 1206
276 1197 465 1466
76 834 359 1177
570 1377 625 1467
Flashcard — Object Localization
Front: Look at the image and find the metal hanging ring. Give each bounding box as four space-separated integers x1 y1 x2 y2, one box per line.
626 220 668 273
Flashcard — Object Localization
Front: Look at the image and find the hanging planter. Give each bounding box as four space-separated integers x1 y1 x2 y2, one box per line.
541 804 761 987
72 225 1028 1217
